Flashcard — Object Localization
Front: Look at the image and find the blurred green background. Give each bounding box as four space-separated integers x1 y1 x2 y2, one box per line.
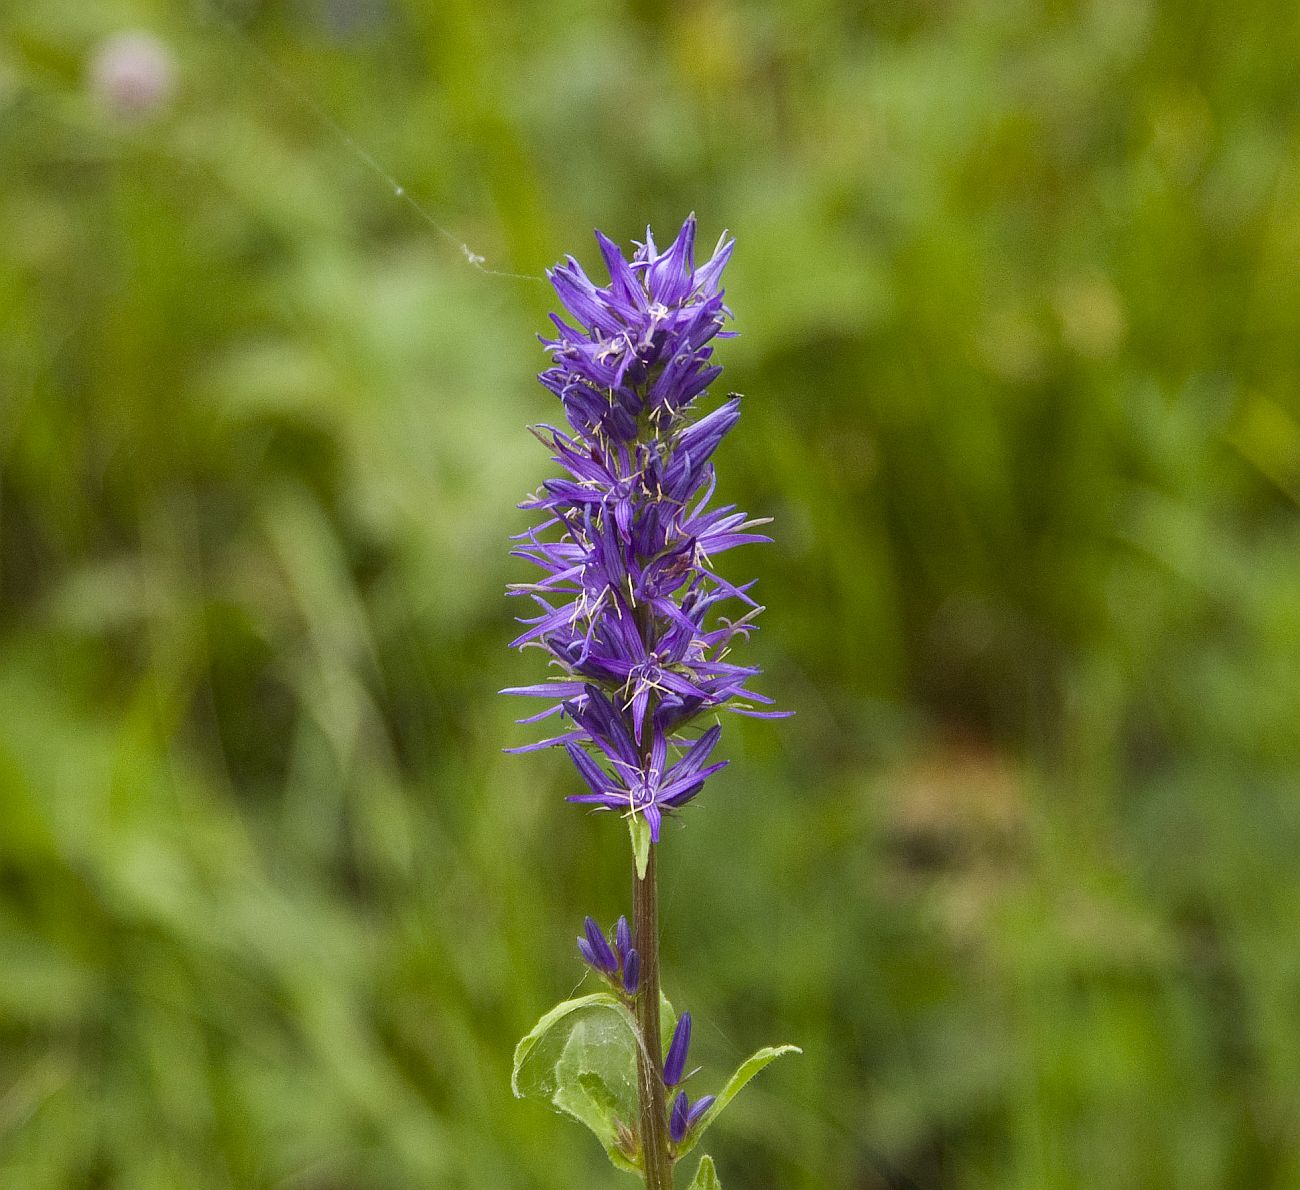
4 0 1300 1186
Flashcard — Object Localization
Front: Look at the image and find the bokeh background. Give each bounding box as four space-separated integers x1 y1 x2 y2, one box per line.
5 0 1300 1186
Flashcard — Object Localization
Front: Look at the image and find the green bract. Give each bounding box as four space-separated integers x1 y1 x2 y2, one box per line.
629 816 652 881
687 1155 722 1189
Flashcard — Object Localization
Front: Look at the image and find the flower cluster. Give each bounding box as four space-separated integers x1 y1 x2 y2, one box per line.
504 215 784 841
577 915 640 995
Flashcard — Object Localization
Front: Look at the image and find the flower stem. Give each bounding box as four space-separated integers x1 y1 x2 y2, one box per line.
634 845 673 1190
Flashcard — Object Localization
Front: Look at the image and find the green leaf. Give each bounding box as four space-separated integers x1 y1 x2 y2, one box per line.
674 1044 801 1160
629 815 651 879
512 994 644 1173
687 1155 722 1189
512 994 629 1098
551 1031 640 1171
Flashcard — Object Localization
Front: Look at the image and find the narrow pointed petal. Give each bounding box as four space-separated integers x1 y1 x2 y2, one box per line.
658 759 728 807
565 740 612 797
644 802 663 843
695 232 734 295
499 681 587 699
502 730 582 754
565 792 627 809
669 725 721 782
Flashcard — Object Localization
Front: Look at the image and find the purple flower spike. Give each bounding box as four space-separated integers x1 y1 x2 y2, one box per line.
506 217 786 842
663 1011 693 1087
622 948 641 994
582 916 618 975
508 222 790 1180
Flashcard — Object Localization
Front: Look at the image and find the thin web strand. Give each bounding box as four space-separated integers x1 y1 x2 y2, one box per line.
197 1 543 285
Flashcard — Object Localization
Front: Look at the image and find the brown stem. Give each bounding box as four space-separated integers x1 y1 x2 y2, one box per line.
634 846 673 1190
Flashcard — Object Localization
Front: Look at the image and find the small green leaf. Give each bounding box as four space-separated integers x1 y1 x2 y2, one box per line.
674 1044 801 1159
629 815 651 879
687 1155 722 1189
512 994 645 1173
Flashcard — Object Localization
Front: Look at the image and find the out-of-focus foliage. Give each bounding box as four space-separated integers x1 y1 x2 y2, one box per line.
3 0 1300 1186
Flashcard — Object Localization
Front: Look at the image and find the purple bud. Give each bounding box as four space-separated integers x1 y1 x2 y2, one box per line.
668 1088 715 1145
622 948 641 995
663 1011 692 1087
669 1091 690 1144
582 916 618 975
615 916 632 965
687 1095 715 1128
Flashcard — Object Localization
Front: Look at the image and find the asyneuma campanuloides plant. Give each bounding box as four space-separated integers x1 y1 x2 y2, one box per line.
505 216 797 1189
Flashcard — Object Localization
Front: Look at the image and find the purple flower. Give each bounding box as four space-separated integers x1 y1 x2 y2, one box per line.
669 1090 716 1144
563 705 727 843
505 216 788 843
